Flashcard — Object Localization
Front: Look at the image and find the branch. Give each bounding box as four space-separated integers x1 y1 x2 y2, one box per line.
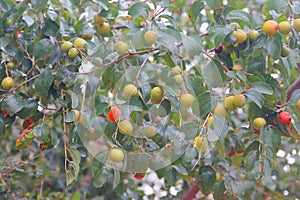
287 76 300 101
180 181 200 200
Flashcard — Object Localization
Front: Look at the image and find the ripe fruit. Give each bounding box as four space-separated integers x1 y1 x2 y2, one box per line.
229 22 240 29
123 84 138 97
150 87 163 104
281 47 290 57
232 29 247 44
171 66 182 75
214 44 223 54
108 148 125 162
133 172 145 180
6 62 15 70
114 41 129 55
278 111 291 124
144 30 157 45
106 107 121 122
207 116 213 128
180 93 195 108
278 21 291 34
248 30 259 41
68 47 79 58
193 136 208 152
74 38 87 49
98 22 111 36
253 117 266 130
224 96 236 111
293 19 300 32
213 103 227 117
174 74 184 85
233 94 246 108
61 41 73 52
72 110 80 122
2 77 14 89
118 120 133 134
144 126 156 137
297 99 300 110
263 20 278 36
216 173 222 182
94 14 106 25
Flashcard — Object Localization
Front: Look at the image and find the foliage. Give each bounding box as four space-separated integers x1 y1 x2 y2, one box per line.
1 0 300 199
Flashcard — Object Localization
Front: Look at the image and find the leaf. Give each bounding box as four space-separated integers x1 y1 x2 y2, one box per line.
290 2 300 14
188 0 204 22
289 89 300 104
264 38 281 60
173 164 188 175
113 169 120 189
184 146 198 162
66 148 81 185
245 90 264 108
260 126 281 153
42 18 59 37
31 0 48 9
198 167 216 195
1 94 25 115
71 192 81 200
226 10 253 27
16 129 35 150
158 99 171 118
22 15 34 26
33 69 54 97
201 60 225 88
33 39 54 59
157 29 181 53
17 98 38 119
252 82 273 95
196 92 213 118
205 0 222 9
182 34 202 59
209 25 232 45
128 2 150 18
207 115 228 142
247 55 265 73
262 0 288 17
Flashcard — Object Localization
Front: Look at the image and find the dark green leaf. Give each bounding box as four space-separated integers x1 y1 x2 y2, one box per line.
158 99 171 118
188 1 204 22
33 39 54 59
33 69 54 97
1 94 25 115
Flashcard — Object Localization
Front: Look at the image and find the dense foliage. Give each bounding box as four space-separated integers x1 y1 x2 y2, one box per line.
1 0 300 199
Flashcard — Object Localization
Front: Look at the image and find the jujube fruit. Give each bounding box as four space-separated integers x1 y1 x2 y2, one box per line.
106 107 121 122
193 136 208 152
233 94 246 108
150 87 163 104
278 111 291 124
253 117 266 130
232 29 247 44
213 103 227 117
281 47 290 57
216 173 222 182
144 30 157 45
114 41 129 55
61 41 73 52
180 93 195 108
118 120 133 134
171 66 182 75
108 148 125 162
94 14 106 25
293 19 300 32
224 96 236 111
297 99 300 110
248 30 259 41
123 84 138 97
263 20 278 36
98 22 111 36
74 38 87 49
6 62 15 70
144 126 156 137
278 21 291 34
1 77 14 90
174 74 184 85
68 47 79 58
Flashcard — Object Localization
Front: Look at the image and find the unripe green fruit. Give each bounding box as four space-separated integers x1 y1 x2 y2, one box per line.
232 63 243 71
61 41 73 52
74 38 87 49
180 93 195 108
213 103 227 117
233 94 246 108
5 18 13 26
68 47 79 58
81 34 93 40
224 96 236 111
1 77 14 90
216 173 222 182
144 30 157 45
174 74 184 85
293 19 300 32
123 84 138 97
150 87 163 104
248 30 259 41
6 62 15 70
171 66 182 75
114 41 129 55
98 22 111 36
253 117 266 130
144 126 156 137
279 21 291 34
108 148 125 162
119 120 133 135
94 14 106 25
281 47 290 57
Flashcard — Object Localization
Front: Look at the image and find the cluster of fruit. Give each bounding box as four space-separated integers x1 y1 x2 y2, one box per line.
60 38 87 58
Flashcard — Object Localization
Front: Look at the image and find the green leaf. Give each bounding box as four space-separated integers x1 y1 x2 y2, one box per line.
184 146 198 162
262 0 288 17
157 29 181 53
1 94 25 115
248 55 265 73
196 92 213 118
207 115 228 142
209 25 232 45
33 69 54 97
128 2 150 18
173 164 188 175
226 10 253 27
289 89 300 104
245 90 264 108
0 118 5 135
198 167 216 195
252 82 273 95
260 126 281 153
264 38 281 60
71 192 81 200
214 181 227 200
32 0 48 9
113 169 120 189
42 18 59 37
290 2 300 14
244 141 259 157
33 39 54 59
205 0 222 9
201 60 225 88
158 99 171 118
17 98 38 119
188 0 204 22
182 34 202 59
